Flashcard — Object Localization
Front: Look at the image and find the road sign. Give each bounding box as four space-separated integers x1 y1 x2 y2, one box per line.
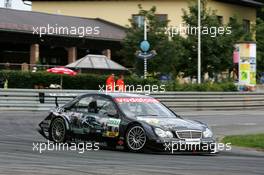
140 40 150 52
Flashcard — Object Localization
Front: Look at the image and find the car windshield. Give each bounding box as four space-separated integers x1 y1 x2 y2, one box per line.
114 97 176 118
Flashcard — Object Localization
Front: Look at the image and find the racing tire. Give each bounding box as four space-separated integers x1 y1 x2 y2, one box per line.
125 125 147 152
50 118 67 143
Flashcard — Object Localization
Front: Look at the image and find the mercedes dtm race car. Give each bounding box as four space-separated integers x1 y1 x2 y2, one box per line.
39 93 216 153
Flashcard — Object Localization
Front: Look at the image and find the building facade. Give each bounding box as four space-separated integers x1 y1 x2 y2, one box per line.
0 7 126 68
30 0 262 32
2 0 262 70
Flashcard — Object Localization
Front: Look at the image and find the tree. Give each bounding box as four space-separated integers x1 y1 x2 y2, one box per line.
120 1 248 81
119 5 183 78
179 0 246 80
256 7 264 79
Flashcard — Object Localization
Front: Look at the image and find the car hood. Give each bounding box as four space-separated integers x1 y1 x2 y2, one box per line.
137 117 206 131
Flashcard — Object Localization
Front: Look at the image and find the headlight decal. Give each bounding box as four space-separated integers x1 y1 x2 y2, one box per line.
154 128 173 138
203 128 213 138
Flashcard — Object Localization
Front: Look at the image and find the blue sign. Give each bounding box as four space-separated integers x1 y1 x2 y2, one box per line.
140 40 150 52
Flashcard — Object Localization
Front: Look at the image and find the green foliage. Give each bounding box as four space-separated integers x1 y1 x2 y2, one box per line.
164 81 236 91
180 0 248 79
118 5 183 77
256 10 264 78
0 71 107 89
223 134 264 150
0 70 236 91
0 70 160 90
119 1 249 81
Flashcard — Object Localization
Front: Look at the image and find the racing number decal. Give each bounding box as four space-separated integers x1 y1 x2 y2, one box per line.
104 118 121 138
107 118 121 127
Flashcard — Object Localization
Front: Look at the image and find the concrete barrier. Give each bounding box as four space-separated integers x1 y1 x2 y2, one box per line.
0 88 264 111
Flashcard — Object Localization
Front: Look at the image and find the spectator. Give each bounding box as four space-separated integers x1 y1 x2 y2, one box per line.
116 75 125 92
106 74 115 92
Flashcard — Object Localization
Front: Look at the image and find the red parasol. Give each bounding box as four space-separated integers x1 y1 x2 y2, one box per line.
47 66 77 76
47 67 77 89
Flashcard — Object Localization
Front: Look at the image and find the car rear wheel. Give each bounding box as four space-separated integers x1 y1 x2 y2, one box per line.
50 118 67 143
126 125 147 152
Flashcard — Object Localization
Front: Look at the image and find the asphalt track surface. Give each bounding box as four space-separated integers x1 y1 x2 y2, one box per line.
0 110 264 175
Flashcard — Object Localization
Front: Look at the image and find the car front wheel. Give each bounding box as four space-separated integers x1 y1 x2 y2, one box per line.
50 118 67 143
126 125 147 152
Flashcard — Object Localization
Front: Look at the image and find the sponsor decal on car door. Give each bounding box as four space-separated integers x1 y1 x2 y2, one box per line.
104 118 121 137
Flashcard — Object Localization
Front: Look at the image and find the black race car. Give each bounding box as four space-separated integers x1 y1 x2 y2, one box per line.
39 93 216 153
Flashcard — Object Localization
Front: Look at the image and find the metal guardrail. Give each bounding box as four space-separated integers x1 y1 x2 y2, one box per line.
0 88 264 111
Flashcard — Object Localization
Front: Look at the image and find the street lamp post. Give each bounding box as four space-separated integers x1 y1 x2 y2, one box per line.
198 0 201 84
135 17 156 79
144 19 147 79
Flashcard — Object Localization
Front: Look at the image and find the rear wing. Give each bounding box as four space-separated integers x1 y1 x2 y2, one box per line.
38 92 77 107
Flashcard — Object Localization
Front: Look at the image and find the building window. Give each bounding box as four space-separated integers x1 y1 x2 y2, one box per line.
132 14 168 27
132 15 145 27
156 14 168 23
243 19 250 33
217 16 223 24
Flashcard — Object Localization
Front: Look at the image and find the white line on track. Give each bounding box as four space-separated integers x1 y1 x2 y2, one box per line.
210 123 257 127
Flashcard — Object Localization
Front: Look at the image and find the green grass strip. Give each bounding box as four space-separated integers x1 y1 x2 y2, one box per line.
222 134 264 150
